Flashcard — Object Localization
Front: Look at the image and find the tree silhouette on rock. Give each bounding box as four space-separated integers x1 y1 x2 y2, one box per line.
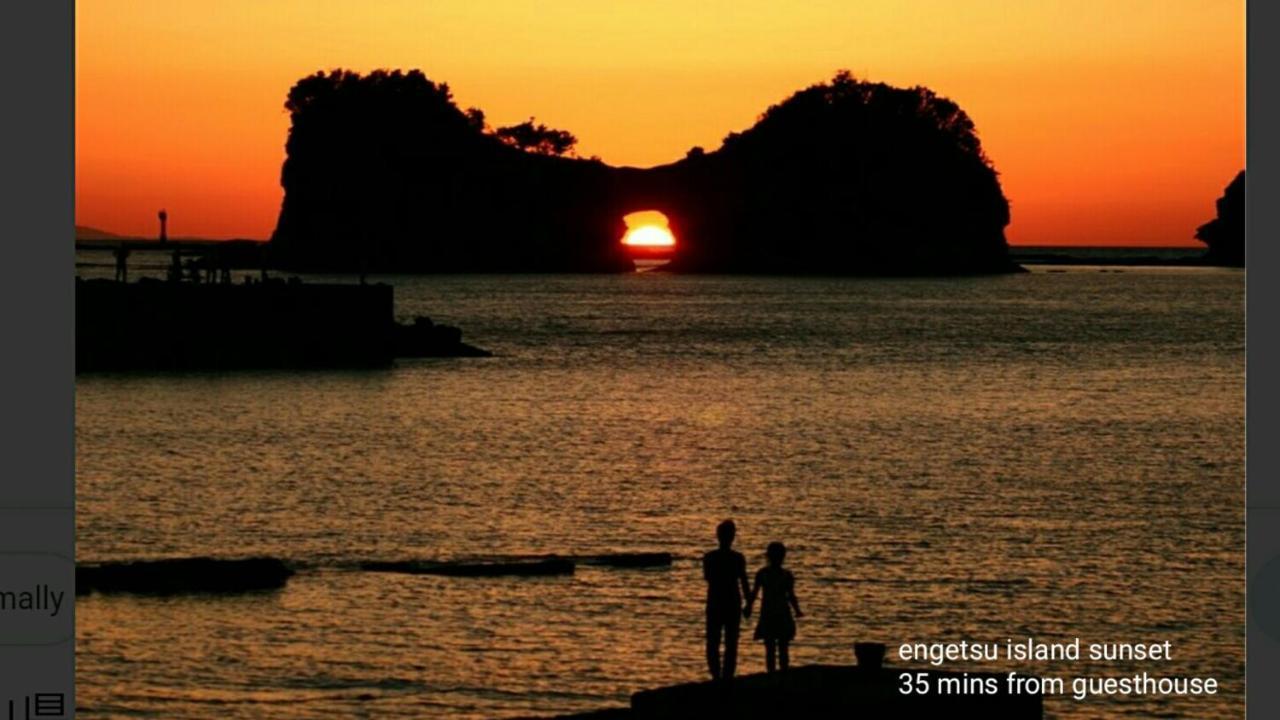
495 118 578 157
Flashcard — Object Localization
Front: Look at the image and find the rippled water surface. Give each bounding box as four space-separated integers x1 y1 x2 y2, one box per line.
76 267 1244 718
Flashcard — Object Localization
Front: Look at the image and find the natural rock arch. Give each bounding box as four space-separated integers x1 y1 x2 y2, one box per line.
269 69 1017 275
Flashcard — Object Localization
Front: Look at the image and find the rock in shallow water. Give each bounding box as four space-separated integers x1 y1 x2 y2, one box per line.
77 557 294 596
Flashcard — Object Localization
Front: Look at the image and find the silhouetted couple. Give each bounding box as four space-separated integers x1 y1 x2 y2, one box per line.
703 519 803 681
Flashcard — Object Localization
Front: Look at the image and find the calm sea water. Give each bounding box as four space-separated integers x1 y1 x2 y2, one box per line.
76 265 1244 719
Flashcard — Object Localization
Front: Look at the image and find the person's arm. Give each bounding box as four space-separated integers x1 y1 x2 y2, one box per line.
738 557 751 600
744 569 760 618
788 571 803 618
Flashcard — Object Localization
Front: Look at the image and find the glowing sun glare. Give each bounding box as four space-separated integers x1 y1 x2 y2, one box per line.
622 225 677 247
621 210 677 249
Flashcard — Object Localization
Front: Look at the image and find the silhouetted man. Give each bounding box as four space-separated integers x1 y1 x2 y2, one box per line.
704 519 750 681
112 245 130 282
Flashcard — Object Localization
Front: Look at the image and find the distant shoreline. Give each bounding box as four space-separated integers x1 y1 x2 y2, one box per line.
77 241 1233 271
75 238 266 250
1008 245 1221 267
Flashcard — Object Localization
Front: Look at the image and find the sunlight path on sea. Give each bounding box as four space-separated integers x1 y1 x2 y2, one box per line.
76 268 1243 718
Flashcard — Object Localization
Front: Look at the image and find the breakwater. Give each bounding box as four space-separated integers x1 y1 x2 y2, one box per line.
75 553 671 595
75 277 488 372
76 557 293 596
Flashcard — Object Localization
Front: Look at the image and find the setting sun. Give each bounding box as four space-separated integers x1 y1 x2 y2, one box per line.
622 226 676 248
621 210 677 252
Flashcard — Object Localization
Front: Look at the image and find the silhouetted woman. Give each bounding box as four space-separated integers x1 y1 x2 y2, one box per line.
744 541 803 673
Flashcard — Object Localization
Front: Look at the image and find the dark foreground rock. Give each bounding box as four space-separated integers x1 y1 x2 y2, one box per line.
533 664 1041 719
630 665 1040 718
77 557 293 596
391 316 491 358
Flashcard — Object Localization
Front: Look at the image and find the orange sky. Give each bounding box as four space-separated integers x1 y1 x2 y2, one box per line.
76 1 1244 246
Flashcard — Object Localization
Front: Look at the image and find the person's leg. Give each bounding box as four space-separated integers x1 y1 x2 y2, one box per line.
706 611 722 680
765 639 777 673
779 640 790 671
722 616 740 679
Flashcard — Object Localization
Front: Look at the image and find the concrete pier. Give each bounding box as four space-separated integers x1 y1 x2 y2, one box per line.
76 277 486 371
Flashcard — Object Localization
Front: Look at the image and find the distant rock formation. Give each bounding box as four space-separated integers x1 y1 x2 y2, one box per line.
75 225 137 242
1195 170 1245 267
269 70 1018 275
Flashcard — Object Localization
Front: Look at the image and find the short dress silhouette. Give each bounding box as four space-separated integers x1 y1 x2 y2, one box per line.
752 566 796 642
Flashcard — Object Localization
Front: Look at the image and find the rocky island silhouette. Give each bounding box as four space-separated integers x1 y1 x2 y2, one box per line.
268 70 1019 275
1196 170 1245 267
